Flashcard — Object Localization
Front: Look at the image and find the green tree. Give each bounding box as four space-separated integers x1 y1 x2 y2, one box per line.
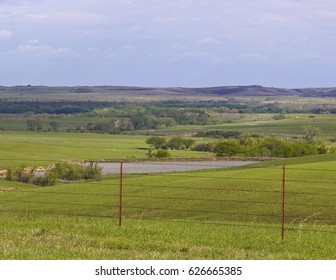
26 119 42 131
147 149 170 158
168 137 185 150
49 121 60 132
146 136 167 149
259 137 293 157
182 138 195 149
214 140 241 157
303 125 322 142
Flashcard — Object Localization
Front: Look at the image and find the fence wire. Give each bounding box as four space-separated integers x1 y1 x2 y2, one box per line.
1 162 336 236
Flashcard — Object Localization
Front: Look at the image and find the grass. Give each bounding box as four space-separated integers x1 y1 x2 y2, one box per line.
2 113 336 139
0 132 211 168
158 114 336 138
1 153 336 259
1 215 335 260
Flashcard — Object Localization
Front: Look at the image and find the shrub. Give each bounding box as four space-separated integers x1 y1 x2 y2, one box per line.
33 171 58 187
168 137 185 150
272 114 286 120
146 136 167 149
53 162 82 181
83 162 102 180
147 149 170 158
52 162 102 181
192 143 214 152
214 140 241 157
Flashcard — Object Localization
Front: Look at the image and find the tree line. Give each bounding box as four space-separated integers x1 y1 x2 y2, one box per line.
145 127 327 158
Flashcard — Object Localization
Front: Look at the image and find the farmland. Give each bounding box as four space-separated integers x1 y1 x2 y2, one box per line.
1 154 336 259
0 85 336 260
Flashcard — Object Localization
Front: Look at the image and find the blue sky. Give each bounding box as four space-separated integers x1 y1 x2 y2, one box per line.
1 0 336 87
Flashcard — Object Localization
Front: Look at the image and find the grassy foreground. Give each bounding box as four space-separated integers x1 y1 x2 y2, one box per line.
1 215 335 260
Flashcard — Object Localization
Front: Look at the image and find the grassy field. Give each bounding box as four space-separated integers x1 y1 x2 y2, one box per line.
2 113 336 138
1 216 335 260
1 87 336 260
0 132 212 168
158 114 336 138
1 154 336 259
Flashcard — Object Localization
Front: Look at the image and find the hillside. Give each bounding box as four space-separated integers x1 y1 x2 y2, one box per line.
1 85 336 101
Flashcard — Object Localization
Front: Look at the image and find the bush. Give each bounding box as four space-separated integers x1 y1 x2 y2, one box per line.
168 137 185 150
33 171 58 187
192 143 214 152
146 136 167 149
5 162 103 187
272 114 286 120
52 162 102 181
168 137 195 150
83 162 102 180
214 140 241 157
53 162 83 181
6 166 43 185
147 149 171 158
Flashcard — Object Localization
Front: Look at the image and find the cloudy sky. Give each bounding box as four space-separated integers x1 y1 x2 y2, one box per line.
1 0 336 87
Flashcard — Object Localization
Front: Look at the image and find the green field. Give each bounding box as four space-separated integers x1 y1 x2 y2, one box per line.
1 154 336 259
0 132 211 168
2 113 336 139
1 88 336 260
158 114 336 138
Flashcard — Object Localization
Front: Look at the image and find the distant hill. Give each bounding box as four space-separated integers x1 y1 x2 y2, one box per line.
1 85 336 101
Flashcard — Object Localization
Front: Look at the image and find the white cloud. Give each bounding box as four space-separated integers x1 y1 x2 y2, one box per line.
195 37 222 46
123 44 137 50
0 29 12 40
173 51 223 63
13 40 70 55
2 0 336 87
234 52 270 62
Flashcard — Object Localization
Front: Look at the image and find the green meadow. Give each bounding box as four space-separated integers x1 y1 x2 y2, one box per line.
2 113 336 137
0 132 211 168
1 154 336 259
158 114 336 137
1 91 336 260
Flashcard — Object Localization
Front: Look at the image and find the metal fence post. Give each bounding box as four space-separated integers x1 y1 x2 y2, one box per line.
281 165 286 240
119 160 123 227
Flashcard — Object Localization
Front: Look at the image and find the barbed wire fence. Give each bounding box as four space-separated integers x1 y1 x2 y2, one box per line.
0 160 336 239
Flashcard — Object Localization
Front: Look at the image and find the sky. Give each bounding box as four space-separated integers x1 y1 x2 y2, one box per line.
1 0 336 88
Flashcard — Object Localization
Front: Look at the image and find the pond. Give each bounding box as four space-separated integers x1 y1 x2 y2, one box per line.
98 161 256 174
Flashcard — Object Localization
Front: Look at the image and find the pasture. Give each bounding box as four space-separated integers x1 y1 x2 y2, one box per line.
158 114 336 138
1 88 336 260
1 113 336 138
0 132 211 168
1 154 336 259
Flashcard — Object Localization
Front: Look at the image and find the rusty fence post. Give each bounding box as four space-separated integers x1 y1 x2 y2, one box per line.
119 160 123 227
281 165 286 240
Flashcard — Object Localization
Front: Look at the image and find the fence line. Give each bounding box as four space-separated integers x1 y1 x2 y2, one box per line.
1 161 336 239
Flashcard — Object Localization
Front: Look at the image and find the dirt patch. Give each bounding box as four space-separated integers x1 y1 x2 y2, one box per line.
0 186 18 191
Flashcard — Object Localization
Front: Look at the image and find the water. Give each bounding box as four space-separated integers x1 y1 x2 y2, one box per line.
98 161 256 174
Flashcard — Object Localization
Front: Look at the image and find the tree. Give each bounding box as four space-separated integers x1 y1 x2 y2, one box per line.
49 121 60 132
182 138 195 149
303 125 322 142
214 140 241 157
259 136 293 157
147 149 170 158
26 119 42 131
272 114 286 120
168 137 185 150
146 136 167 149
